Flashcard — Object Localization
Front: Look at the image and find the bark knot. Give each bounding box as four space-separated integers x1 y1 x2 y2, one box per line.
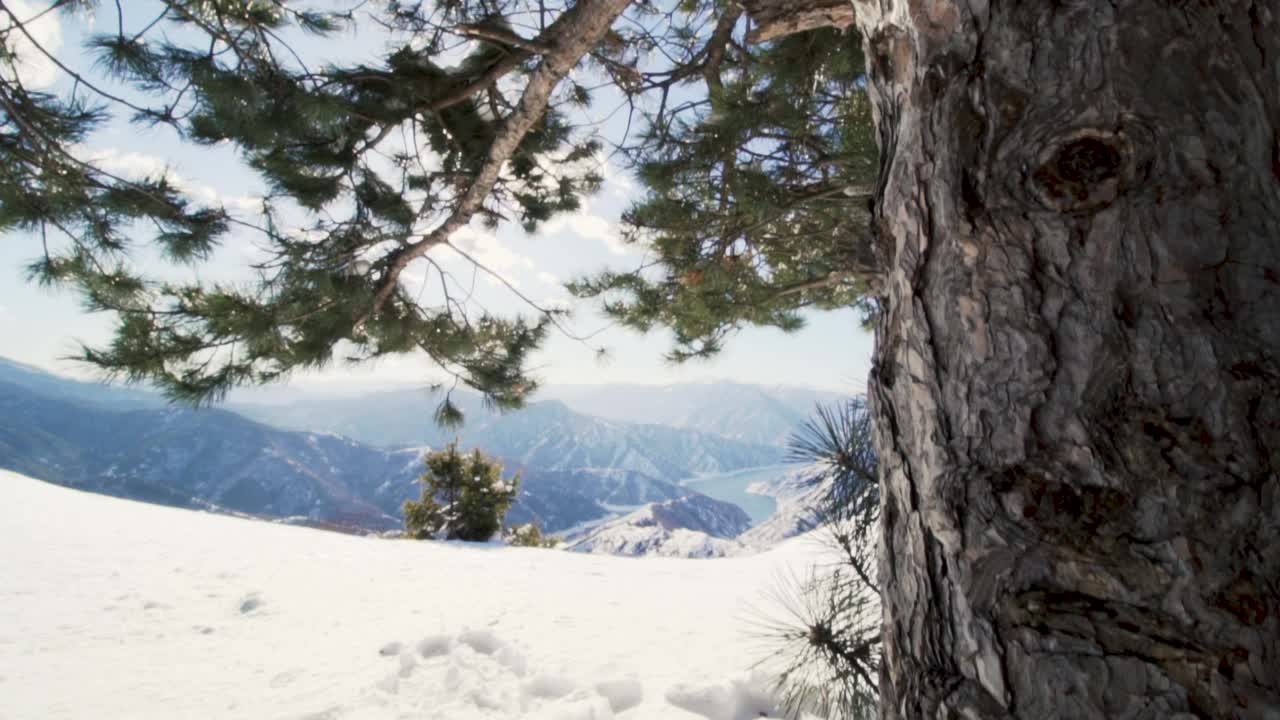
1030 129 1133 213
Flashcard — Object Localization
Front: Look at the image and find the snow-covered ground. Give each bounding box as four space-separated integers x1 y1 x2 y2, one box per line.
0 470 831 720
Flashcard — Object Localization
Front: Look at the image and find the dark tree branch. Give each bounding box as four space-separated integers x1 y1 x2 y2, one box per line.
741 0 856 44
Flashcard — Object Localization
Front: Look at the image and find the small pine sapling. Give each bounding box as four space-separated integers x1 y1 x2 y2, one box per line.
403 443 519 542
505 523 559 548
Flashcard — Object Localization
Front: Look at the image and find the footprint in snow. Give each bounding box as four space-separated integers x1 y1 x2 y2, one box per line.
456 628 503 655
297 707 344 720
397 652 417 678
595 678 644 714
494 645 528 676
376 642 418 678
664 675 781 720
376 673 400 695
416 634 453 658
524 674 576 700
238 593 263 614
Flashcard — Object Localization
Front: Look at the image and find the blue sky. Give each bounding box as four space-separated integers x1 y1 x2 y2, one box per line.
0 1 874 395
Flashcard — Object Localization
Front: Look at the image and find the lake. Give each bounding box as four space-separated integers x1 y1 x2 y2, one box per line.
680 463 806 525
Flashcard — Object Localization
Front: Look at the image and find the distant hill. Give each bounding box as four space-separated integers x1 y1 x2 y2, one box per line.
0 356 787 483
1 356 839 459
565 494 754 558
508 467 690 532
737 465 829 549
540 381 846 447
0 356 162 411
0 357 843 542
566 465 838 558
232 390 786 481
0 373 714 534
0 380 407 530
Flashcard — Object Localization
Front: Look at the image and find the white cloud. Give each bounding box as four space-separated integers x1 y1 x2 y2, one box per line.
535 271 561 287
540 206 633 256
400 266 428 290
599 155 637 200
238 240 274 265
1 0 63 89
448 226 537 288
84 148 263 214
536 296 572 312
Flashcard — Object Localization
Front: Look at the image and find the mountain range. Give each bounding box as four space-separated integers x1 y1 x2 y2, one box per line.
230 388 790 476
0 357 833 545
0 379 413 530
539 382 843 447
564 469 830 558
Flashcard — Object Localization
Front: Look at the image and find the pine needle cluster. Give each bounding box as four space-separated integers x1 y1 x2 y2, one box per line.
757 397 881 719
570 20 881 361
1 0 604 412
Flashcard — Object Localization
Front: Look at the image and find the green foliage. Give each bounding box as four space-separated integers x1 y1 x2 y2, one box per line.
572 23 881 361
0 0 601 414
760 398 880 719
1 1 882 418
403 442 519 542
789 397 879 525
505 522 558 548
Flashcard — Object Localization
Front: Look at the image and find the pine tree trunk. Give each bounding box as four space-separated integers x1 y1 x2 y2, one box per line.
854 1 1280 717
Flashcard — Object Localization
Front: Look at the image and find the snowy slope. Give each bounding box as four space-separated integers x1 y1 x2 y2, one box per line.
568 524 744 559
566 494 754 558
0 470 830 720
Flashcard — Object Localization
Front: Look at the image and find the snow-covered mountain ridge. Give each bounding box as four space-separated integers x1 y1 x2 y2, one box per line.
566 494 754 558
0 357 841 557
739 465 831 548
566 468 833 559
0 377 749 534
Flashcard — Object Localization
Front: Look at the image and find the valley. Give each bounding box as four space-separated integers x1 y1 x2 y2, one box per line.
0 356 833 555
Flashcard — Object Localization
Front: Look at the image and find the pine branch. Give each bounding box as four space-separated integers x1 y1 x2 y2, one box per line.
455 23 554 54
0 1 162 121
773 270 861 298
741 0 856 44
359 0 634 327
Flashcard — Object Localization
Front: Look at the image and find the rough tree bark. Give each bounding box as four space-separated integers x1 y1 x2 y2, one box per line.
849 0 1280 717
